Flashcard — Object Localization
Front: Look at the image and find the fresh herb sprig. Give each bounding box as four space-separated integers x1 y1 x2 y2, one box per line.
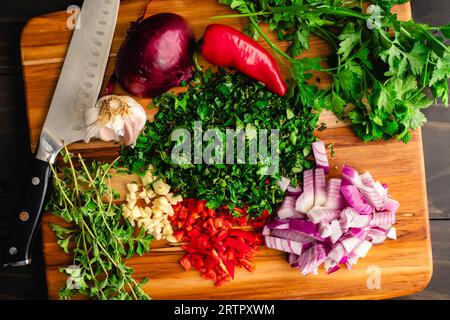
47 148 152 300
119 70 319 217
217 0 450 143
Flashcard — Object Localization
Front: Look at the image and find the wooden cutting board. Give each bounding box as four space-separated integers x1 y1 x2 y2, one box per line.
21 0 432 299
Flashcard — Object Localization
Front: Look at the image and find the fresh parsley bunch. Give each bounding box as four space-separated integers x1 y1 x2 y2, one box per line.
219 0 450 143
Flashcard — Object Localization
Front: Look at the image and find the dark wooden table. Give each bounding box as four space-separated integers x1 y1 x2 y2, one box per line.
0 0 448 300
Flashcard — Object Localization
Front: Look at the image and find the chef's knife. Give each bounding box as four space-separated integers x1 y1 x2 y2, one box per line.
1 0 120 267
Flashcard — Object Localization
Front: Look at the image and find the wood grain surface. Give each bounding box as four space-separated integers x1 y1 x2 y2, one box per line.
20 0 433 299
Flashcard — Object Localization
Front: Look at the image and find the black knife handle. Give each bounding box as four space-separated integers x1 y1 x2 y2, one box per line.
2 158 52 267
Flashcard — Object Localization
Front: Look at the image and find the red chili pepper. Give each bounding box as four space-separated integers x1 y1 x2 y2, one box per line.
201 24 287 97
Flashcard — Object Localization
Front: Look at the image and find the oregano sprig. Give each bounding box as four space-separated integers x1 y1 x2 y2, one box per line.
46 147 153 300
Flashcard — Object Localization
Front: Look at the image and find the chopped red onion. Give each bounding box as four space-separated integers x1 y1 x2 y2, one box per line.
277 196 297 219
325 178 342 209
263 143 399 276
341 185 373 215
287 184 302 196
264 236 303 255
312 141 330 173
295 169 315 213
314 168 327 207
277 176 291 192
370 211 396 227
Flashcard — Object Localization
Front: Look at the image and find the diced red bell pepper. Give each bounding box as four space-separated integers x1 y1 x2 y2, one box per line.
173 199 259 287
187 199 206 214
187 228 201 238
226 249 235 261
215 231 228 243
223 260 235 280
173 230 185 242
215 277 228 287
224 238 252 252
179 255 191 271
204 255 218 269
229 229 257 243
239 258 256 272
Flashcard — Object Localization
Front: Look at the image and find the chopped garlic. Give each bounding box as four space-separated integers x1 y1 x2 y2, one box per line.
166 193 183 205
146 189 157 199
153 179 171 196
127 199 136 210
121 170 182 242
141 169 156 186
138 190 147 199
127 183 139 194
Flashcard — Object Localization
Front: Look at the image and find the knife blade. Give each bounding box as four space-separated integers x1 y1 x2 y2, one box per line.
1 0 120 267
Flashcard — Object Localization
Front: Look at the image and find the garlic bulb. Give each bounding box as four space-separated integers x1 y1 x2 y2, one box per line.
84 95 147 146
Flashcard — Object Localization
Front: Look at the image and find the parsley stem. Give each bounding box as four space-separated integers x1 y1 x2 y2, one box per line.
193 53 203 72
210 11 268 20
248 17 292 62
270 5 368 21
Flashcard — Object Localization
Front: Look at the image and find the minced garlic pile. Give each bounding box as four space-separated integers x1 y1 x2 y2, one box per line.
122 166 182 242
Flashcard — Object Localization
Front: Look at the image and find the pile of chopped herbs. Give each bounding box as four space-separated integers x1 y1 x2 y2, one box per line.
119 70 319 217
47 148 152 300
217 0 450 143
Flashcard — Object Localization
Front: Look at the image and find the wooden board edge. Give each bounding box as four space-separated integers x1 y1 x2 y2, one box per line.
23 1 433 300
20 16 51 154
414 128 434 289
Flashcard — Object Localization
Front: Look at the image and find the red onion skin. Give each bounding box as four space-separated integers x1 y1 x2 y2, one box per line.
116 13 195 98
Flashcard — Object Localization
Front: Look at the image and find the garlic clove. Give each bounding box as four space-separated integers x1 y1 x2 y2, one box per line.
153 179 171 195
99 127 120 142
127 183 139 194
138 190 147 200
123 117 136 147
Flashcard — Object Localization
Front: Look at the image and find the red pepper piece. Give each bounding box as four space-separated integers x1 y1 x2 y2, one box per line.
223 260 235 280
239 258 256 273
173 230 185 242
216 230 228 243
187 199 206 214
204 255 218 269
216 278 227 287
201 24 287 97
179 206 188 220
179 255 192 271
206 208 216 217
187 228 201 238
229 229 257 243
226 249 235 261
224 238 252 252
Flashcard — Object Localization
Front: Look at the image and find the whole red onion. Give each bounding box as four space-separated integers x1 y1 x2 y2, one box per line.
115 13 195 98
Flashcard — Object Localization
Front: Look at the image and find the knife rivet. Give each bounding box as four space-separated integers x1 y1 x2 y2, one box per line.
9 247 17 256
31 177 40 186
19 212 30 222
